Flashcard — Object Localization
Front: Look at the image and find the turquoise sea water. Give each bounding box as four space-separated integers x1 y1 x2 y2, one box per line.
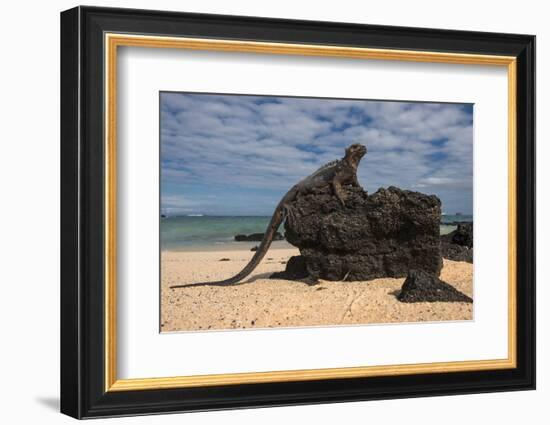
440 214 473 235
161 214 473 251
161 216 285 251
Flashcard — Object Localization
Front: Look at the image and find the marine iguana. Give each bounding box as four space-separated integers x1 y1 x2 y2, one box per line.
170 143 367 289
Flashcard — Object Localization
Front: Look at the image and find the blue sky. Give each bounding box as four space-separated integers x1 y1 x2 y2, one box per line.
161 92 473 216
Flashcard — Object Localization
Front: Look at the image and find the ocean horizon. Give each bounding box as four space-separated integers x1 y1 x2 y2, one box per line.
160 214 473 252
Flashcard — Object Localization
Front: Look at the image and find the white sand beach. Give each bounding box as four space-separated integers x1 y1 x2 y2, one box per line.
161 248 473 332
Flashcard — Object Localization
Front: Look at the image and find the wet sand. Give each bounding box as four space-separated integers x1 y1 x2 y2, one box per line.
161 248 473 332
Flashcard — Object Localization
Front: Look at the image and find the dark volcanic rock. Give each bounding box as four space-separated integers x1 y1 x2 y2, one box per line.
441 222 473 263
235 232 284 242
452 223 473 248
283 185 443 281
440 243 473 263
397 270 473 303
270 256 309 280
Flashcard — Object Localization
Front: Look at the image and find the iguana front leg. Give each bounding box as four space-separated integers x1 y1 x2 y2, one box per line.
332 180 347 206
283 203 298 227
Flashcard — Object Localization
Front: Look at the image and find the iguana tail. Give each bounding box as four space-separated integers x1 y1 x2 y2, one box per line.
170 202 287 289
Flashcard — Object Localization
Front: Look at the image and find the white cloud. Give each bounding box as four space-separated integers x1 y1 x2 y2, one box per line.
160 93 473 215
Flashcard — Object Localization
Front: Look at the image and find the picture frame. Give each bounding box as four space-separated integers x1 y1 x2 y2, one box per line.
60 5 535 419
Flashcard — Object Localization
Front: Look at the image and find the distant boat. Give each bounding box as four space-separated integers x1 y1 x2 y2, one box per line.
187 214 204 217
161 214 167 218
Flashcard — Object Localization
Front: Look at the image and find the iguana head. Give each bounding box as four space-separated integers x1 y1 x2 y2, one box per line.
344 143 367 167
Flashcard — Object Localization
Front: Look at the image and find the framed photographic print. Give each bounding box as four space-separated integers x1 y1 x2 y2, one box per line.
60 6 535 419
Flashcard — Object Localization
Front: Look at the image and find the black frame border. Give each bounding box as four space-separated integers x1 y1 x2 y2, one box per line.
60 6 535 419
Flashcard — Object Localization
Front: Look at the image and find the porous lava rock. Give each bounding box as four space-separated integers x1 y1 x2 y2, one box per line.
452 223 473 248
235 232 284 242
441 222 473 263
397 270 473 303
282 185 443 281
270 256 309 280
